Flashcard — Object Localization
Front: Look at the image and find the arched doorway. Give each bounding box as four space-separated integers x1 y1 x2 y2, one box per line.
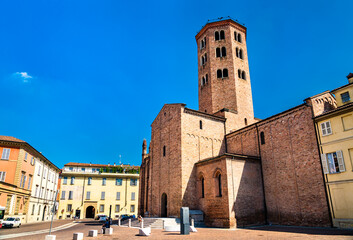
161 193 167 217
86 206 95 219
42 206 46 221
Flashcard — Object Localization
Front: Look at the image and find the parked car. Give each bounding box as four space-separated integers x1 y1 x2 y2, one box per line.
120 214 133 221
99 216 108 223
2 217 21 228
95 214 107 220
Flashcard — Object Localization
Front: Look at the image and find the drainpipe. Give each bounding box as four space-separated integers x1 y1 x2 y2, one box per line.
255 123 268 224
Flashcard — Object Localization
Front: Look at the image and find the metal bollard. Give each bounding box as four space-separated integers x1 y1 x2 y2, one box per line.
118 219 121 226
140 219 144 228
191 218 194 227
128 218 131 227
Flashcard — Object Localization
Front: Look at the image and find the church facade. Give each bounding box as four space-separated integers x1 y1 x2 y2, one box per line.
138 19 332 228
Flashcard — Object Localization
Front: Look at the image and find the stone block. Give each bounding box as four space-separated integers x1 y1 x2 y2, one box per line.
88 230 97 237
190 226 197 232
104 228 113 235
139 227 151 236
164 225 180 232
45 235 56 240
73 233 83 240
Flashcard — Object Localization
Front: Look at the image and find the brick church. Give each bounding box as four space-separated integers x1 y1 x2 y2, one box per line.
138 18 332 228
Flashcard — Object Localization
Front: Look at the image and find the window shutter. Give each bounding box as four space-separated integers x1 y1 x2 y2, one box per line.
336 150 346 172
321 123 327 135
326 122 332 134
321 154 329 174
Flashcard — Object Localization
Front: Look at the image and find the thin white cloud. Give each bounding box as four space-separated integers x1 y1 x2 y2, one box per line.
13 72 33 83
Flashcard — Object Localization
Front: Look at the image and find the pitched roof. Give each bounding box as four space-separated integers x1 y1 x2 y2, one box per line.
0 136 25 143
0 135 60 171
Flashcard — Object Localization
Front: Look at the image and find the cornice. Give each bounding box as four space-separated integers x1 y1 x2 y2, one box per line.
184 108 226 122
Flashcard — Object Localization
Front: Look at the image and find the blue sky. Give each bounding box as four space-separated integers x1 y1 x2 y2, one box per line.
1 0 352 168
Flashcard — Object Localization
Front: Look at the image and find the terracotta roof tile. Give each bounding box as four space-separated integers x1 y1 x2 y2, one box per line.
0 136 26 143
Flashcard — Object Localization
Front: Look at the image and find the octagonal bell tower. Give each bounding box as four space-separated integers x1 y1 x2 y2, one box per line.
196 18 255 129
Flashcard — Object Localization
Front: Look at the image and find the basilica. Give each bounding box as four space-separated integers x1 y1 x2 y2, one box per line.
138 18 332 228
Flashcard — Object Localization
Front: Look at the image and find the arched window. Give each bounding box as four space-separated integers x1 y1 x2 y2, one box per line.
204 37 206 47
201 56 205 65
244 118 248 126
216 48 221 58
223 69 228 78
238 33 242 43
217 69 222 78
238 69 241 78
215 172 222 197
239 49 243 59
204 53 207 62
201 177 205 198
205 74 208 84
260 132 265 145
236 47 239 58
202 77 205 86
215 31 219 41
234 31 237 41
163 146 166 157
220 30 225 40
221 47 227 57
200 120 203 130
242 71 246 80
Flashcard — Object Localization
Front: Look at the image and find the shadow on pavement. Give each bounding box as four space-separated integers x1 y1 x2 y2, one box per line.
245 225 353 236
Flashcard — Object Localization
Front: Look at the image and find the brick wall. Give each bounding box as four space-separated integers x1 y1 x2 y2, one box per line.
226 104 331 227
181 108 226 210
149 104 183 217
196 155 265 228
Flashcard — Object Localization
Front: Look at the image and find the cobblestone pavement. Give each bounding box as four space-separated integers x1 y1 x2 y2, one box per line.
1 220 353 240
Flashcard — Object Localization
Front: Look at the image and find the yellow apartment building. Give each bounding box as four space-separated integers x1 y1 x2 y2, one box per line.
315 73 353 228
57 162 139 220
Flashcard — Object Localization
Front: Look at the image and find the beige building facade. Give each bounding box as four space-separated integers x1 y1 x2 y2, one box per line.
57 163 139 220
314 74 353 229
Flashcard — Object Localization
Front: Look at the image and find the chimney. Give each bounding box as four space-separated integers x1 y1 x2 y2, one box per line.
347 73 353 84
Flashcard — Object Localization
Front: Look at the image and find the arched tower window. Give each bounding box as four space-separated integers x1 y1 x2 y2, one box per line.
244 118 248 126
163 146 166 157
236 47 239 57
201 77 205 86
221 47 227 57
220 30 225 40
238 69 241 78
205 74 208 84
201 56 205 65
216 48 221 58
242 71 246 80
234 31 237 41
238 33 242 43
200 120 203 130
260 132 265 145
215 31 220 41
217 69 222 78
223 69 228 78
239 49 243 59
204 53 207 62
